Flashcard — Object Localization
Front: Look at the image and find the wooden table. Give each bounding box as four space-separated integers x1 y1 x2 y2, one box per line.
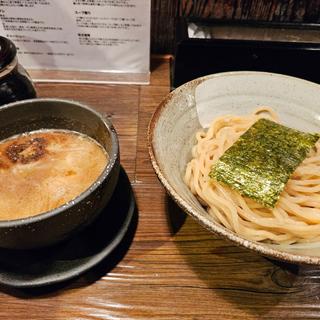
1 57 320 320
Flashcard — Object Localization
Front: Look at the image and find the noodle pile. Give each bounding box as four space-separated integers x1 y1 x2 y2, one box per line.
184 107 320 244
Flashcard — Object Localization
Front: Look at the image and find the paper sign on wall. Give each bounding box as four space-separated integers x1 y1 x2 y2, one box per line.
0 0 150 84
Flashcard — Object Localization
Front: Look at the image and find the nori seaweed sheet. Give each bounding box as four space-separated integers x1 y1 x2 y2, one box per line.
210 118 319 208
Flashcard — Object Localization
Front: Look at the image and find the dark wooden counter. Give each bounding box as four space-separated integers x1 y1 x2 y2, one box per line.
1 57 320 319
151 0 320 52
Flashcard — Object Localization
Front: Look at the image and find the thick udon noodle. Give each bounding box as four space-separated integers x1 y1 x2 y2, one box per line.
184 107 320 244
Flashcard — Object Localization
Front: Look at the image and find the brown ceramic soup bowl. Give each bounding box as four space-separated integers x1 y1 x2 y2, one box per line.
0 98 120 249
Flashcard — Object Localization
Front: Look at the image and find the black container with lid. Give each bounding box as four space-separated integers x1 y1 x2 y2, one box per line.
0 36 36 105
172 18 320 89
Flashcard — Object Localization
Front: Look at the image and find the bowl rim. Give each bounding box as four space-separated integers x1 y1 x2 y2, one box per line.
0 98 119 227
148 70 320 265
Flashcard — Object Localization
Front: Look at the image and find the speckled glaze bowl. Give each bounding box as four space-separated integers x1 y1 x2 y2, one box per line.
0 98 120 249
148 71 320 265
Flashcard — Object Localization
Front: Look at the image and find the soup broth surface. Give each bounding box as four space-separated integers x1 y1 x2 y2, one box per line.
0 129 108 220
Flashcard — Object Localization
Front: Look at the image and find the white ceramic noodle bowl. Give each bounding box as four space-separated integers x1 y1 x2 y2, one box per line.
148 71 320 265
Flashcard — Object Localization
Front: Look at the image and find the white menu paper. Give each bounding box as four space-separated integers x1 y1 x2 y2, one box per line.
0 0 150 83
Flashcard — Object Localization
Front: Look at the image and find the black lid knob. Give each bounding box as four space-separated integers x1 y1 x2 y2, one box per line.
0 36 16 70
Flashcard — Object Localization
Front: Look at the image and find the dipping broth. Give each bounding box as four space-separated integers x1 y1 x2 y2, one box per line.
0 130 108 220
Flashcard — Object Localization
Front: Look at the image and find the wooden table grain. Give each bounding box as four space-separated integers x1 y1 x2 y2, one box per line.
1 57 320 320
